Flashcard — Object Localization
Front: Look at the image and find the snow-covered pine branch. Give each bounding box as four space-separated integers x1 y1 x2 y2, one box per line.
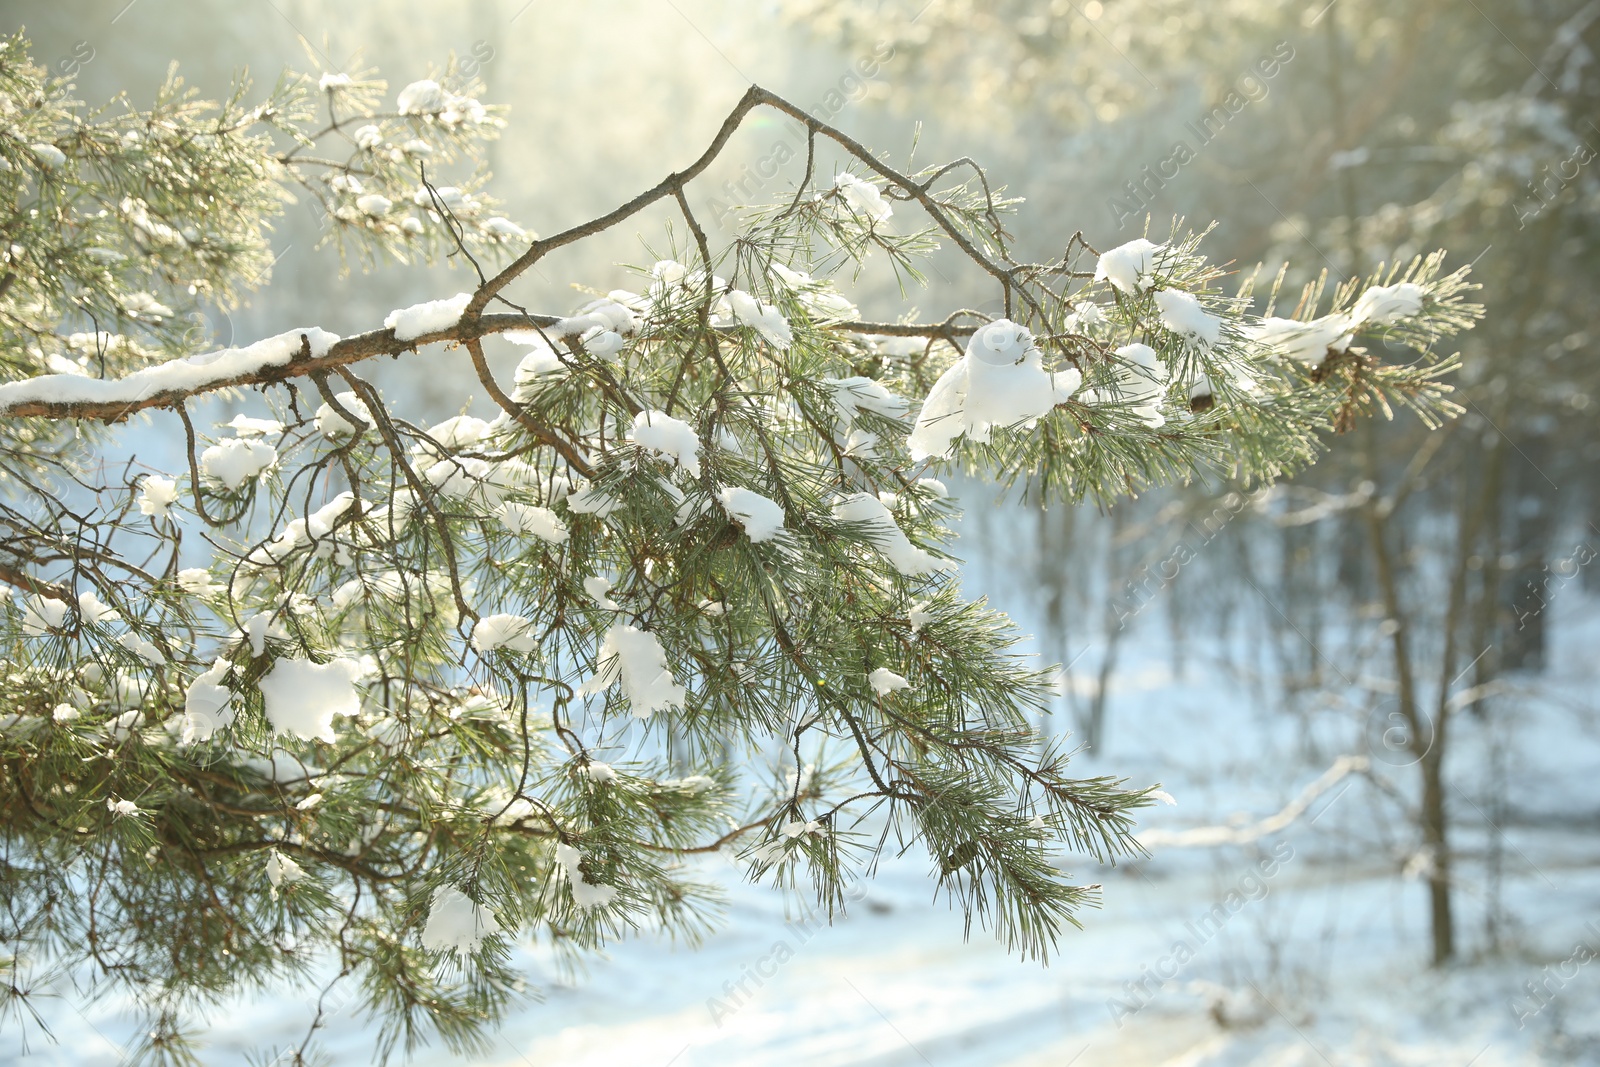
0 32 1481 1063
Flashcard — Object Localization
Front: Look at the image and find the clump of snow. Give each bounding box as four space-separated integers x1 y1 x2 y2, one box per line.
226 413 283 436
139 475 179 519
908 320 1082 461
1351 281 1425 325
770 264 859 321
565 481 619 518
318 72 352 91
79 589 120 626
584 576 620 610
909 601 934 635
868 667 912 696
1066 301 1106 331
355 194 392 218
472 614 536 654
30 143 67 169
1245 315 1353 365
176 566 220 601
555 843 618 909
421 885 502 953
265 849 305 896
314 391 371 437
834 173 893 223
629 410 702 478
727 290 793 349
106 796 140 816
824 376 910 423
507 331 568 399
201 437 277 490
718 486 786 543
52 704 80 723
1095 240 1167 296
1089 343 1170 428
117 631 164 665
396 79 446 115
384 293 471 342
182 659 235 744
482 216 528 240
19 594 69 636
582 622 686 719
1154 289 1222 347
256 657 363 742
832 493 948 576
0 328 340 415
1095 238 1162 294
584 761 618 783
497 503 568 544
353 124 382 149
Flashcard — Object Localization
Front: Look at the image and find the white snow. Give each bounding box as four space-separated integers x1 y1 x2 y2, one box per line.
78 589 120 626
566 482 619 518
105 797 140 816
718 486 786 543
116 631 164 665
584 761 618 783
582 622 686 719
353 124 382 149
1245 315 1353 365
314 391 371 437
472 614 537 653
833 173 894 223
556 843 619 910
1350 281 1425 325
823 376 910 423
384 293 471 342
139 475 179 519
30 143 66 169
867 667 912 695
396 79 446 115
497 503 569 544
421 886 502 954
909 600 933 635
629 410 702 478
19 594 69 636
1099 343 1170 428
265 849 305 891
1154 289 1222 347
226 413 283 436
355 194 392 217
770 264 858 321
0 328 339 414
908 320 1081 460
584 576 620 610
317 72 352 91
483 216 528 240
1094 238 1162 294
832 493 948 576
256 657 363 742
201 437 277 490
182 659 235 744
727 289 794 349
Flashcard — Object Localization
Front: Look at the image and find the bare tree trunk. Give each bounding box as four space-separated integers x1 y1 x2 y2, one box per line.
1363 424 1455 965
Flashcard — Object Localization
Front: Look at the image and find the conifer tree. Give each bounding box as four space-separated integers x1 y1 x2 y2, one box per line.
0 33 1480 1061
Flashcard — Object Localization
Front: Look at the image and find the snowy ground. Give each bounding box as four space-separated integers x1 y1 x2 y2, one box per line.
18 562 1600 1067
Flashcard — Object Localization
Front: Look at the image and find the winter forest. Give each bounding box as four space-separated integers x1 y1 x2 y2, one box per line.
1 1 1597 1064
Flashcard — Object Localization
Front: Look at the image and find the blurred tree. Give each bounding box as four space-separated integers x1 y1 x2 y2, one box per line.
792 0 1600 967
